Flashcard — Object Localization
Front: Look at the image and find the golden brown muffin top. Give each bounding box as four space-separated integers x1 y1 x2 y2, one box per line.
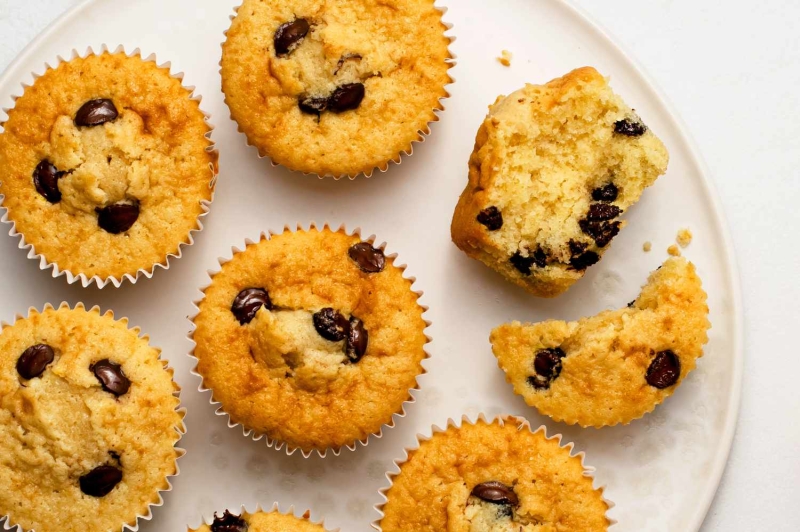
190 509 328 532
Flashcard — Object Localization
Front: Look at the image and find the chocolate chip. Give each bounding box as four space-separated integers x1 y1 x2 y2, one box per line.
16 344 55 380
231 288 272 325
477 206 503 231
570 250 600 270
299 95 328 115
328 83 365 113
75 99 118 127
96 202 140 234
33 160 63 203
334 53 362 75
348 242 385 273
614 118 647 137
345 316 368 363
274 18 310 56
646 350 681 389
587 203 622 221
510 248 546 275
627 300 636 308
313 308 350 342
211 511 248 532
92 359 131 396
579 219 620 248
80 465 122 497
471 481 519 506
568 240 588 256
592 183 618 202
528 347 566 389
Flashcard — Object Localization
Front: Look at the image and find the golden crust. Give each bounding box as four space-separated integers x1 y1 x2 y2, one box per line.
0 305 183 532
0 52 218 280
190 510 327 532
379 417 610 532
220 0 452 177
192 227 427 453
491 257 710 427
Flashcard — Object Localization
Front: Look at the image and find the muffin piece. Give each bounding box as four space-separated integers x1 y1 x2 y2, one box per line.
220 0 452 177
0 51 218 283
491 257 710 427
452 67 669 297
190 509 328 532
0 304 184 532
378 416 610 532
191 226 428 454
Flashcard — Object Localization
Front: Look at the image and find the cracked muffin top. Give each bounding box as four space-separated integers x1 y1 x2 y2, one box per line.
379 417 610 532
0 305 183 532
220 0 452 177
491 257 710 427
190 509 327 532
0 52 218 281
192 227 428 454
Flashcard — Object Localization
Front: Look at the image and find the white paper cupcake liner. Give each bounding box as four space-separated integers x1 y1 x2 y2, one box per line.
189 502 340 531
220 2 456 180
371 414 617 530
0 302 186 532
0 44 219 289
188 222 432 458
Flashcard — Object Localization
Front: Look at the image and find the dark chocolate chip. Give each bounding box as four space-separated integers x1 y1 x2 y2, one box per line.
570 251 600 270
299 95 329 114
328 83 365 113
16 344 55 380
75 99 118 127
471 481 519 506
231 288 272 325
528 347 566 389
510 248 546 275
92 359 131 396
96 202 140 234
477 206 503 231
587 203 622 221
348 242 385 273
33 160 63 203
627 300 636 308
592 183 619 202
614 118 648 137
646 350 681 389
211 511 248 532
313 308 350 342
568 240 588 257
334 53 362 75
579 219 621 248
345 316 368 363
274 18 310 56
80 465 122 497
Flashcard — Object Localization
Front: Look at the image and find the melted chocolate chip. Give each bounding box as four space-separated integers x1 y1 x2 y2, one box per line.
231 288 272 325
33 160 64 203
313 308 350 342
528 347 566 389
96 202 140 234
471 481 519 506
345 316 368 363
592 183 619 202
579 219 621 248
274 19 310 56
80 465 122 497
211 511 248 532
334 53 363 75
16 344 55 380
75 99 118 127
92 359 131 396
328 83 365 113
646 350 681 389
299 95 329 115
587 203 622 221
570 250 600 271
348 242 385 273
510 248 546 275
614 118 647 137
477 206 503 231
568 240 588 256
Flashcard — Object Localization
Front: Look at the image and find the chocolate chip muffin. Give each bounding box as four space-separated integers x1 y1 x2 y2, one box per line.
0 51 218 285
0 304 184 532
220 0 453 177
378 416 610 531
191 226 429 455
491 257 710 427
190 508 330 532
451 67 669 298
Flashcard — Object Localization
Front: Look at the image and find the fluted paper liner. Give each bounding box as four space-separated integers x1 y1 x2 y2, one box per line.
0 302 186 532
0 45 219 288
188 222 432 458
188 502 339 531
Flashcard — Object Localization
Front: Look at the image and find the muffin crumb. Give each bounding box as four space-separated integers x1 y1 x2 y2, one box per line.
677 228 693 248
643 241 652 252
497 50 513 67
668 244 681 256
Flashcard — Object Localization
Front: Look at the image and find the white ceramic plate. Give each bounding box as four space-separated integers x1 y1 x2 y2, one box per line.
0 0 743 530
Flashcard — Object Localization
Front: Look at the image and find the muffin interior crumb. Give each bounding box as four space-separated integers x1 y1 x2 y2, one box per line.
676 228 693 248
668 244 681 256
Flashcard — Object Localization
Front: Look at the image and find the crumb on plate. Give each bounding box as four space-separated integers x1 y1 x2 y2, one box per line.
497 50 513 67
677 228 693 248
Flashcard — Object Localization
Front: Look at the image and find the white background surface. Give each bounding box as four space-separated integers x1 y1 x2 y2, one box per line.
0 0 797 531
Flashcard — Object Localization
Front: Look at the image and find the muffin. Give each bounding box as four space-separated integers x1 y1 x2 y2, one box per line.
190 508 331 532
0 303 184 532
491 257 710 427
191 226 429 455
220 0 453 177
0 50 218 286
451 67 669 298
377 416 610 531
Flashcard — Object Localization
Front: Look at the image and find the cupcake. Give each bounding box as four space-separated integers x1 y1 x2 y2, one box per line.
491 257 710 427
0 303 184 532
220 0 453 178
190 225 429 455
0 50 218 287
377 416 611 531
190 507 334 532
